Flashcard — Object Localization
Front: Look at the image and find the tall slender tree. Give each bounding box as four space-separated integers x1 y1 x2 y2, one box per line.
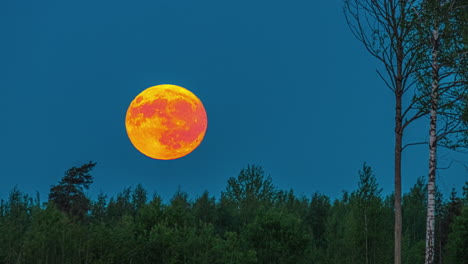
410 1 468 262
343 1 429 263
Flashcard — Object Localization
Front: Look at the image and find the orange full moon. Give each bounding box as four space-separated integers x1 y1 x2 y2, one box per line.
125 84 207 160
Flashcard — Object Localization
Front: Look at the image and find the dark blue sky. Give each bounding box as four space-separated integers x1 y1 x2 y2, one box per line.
2 0 467 203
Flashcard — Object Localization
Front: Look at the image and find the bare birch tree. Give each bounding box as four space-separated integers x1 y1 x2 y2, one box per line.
343 1 429 263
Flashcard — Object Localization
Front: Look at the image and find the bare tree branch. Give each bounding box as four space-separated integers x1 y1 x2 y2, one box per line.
402 141 429 150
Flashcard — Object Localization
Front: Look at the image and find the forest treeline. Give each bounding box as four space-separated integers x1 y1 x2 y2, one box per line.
0 162 467 264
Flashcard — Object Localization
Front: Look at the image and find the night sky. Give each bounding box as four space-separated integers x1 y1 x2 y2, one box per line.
2 0 467 203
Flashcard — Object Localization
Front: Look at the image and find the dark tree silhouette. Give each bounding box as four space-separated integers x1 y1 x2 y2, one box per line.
49 161 96 219
223 165 276 226
343 1 429 262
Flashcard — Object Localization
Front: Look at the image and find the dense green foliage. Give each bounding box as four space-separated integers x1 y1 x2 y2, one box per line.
1 163 467 264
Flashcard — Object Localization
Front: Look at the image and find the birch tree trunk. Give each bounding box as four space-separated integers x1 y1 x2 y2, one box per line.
425 18 440 264
364 213 369 264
